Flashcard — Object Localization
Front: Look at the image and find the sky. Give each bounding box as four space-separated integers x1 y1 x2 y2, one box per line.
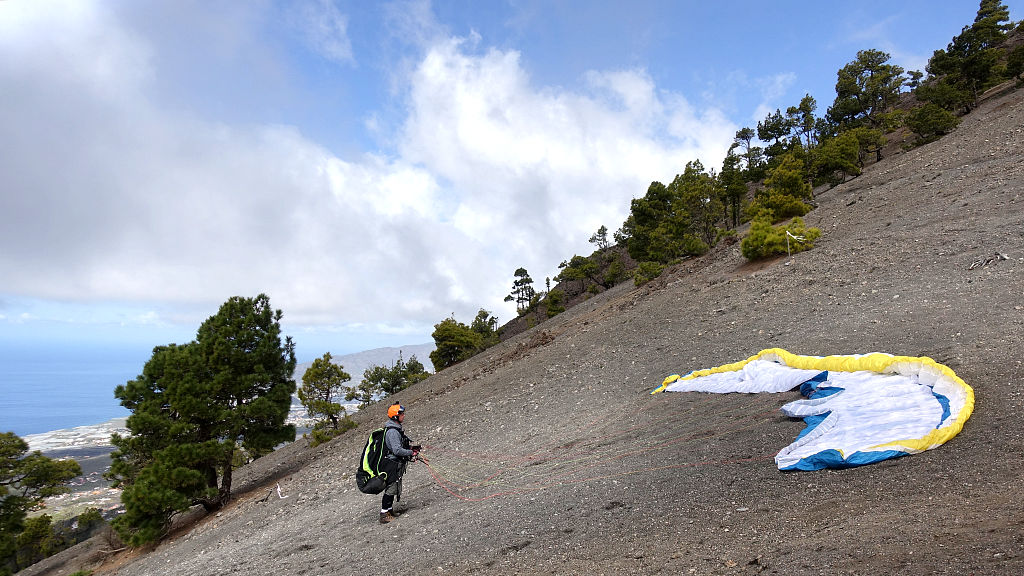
0 0 995 363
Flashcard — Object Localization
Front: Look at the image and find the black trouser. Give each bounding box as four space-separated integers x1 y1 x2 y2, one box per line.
381 460 407 511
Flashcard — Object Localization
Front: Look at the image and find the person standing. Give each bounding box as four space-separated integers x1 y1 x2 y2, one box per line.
380 402 420 523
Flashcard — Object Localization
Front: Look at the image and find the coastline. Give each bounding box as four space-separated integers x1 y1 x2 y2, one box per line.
28 404 343 520
24 419 129 519
24 418 130 453
23 399 346 453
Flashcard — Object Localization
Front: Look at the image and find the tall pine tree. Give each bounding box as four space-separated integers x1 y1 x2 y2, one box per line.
298 352 351 431
109 294 296 545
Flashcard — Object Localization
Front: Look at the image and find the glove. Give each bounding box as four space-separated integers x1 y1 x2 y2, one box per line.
410 444 422 451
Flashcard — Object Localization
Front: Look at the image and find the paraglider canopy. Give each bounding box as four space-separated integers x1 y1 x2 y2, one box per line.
653 348 974 471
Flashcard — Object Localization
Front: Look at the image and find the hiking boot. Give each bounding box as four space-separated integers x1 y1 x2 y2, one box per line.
379 511 396 524
390 505 405 516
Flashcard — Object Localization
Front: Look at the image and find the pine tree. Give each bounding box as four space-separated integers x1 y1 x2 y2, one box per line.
588 225 610 251
624 180 706 264
972 0 1012 48
429 317 483 371
673 160 723 248
470 309 500 347
813 132 861 185
347 352 432 406
109 294 296 545
556 255 599 292
298 353 351 430
403 355 431 384
732 127 765 178
764 154 812 200
924 1 1012 110
720 149 747 227
786 94 819 149
906 103 960 143
503 268 536 314
757 108 796 163
828 49 906 130
346 366 384 408
1 433 81 573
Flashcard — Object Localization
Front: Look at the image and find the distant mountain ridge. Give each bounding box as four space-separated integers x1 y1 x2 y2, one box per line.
293 343 435 384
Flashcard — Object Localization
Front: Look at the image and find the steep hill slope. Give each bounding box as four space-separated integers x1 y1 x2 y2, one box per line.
37 85 1024 576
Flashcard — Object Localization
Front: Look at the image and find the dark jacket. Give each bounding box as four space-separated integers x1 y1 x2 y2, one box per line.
384 420 414 460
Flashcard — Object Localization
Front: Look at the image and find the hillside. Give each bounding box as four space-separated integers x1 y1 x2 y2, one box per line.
28 84 1024 576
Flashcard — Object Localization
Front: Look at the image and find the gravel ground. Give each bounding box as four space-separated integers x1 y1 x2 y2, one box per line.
25 85 1024 576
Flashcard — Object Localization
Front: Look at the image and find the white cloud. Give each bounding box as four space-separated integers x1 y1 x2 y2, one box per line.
125 311 160 326
292 0 355 65
826 10 935 86
0 1 737 341
383 0 445 50
400 37 736 276
751 72 797 124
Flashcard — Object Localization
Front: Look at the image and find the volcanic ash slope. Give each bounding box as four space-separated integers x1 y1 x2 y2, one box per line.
105 87 1024 576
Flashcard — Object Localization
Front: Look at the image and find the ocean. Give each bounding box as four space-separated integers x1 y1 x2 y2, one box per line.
1 341 423 439
0 347 143 437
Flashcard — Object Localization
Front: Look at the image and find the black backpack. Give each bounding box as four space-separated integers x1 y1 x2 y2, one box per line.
355 427 403 494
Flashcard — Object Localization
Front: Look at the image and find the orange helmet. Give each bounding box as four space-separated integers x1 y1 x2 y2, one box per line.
387 403 405 420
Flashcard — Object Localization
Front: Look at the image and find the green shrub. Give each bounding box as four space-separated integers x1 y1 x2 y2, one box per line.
763 153 812 199
748 190 813 223
812 131 860 186
1008 45 1024 80
907 103 959 143
603 258 626 286
309 428 337 446
16 515 57 568
544 289 565 318
715 228 737 244
741 216 822 260
308 415 357 447
915 79 969 112
633 261 664 286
